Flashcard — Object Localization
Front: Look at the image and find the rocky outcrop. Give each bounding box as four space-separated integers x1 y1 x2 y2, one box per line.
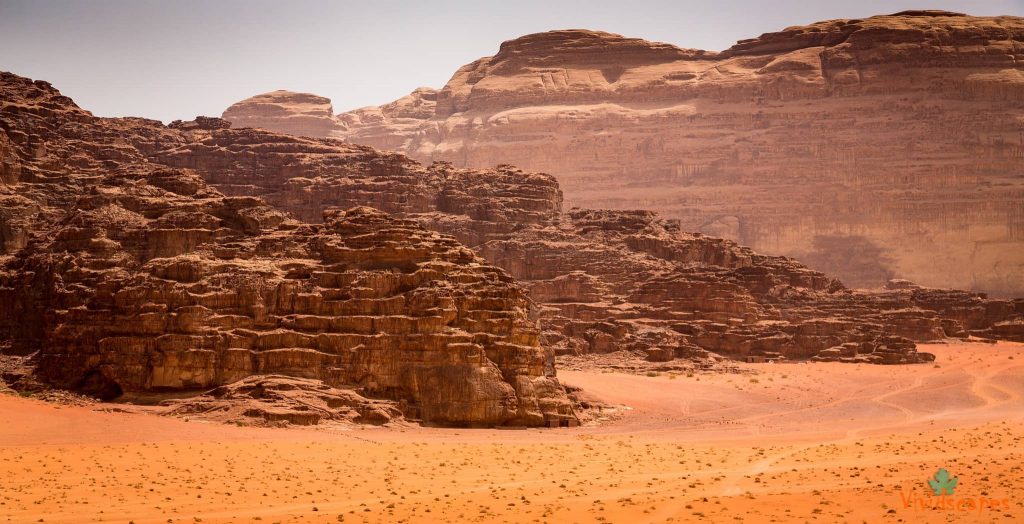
2 66 1021 441
148 108 1023 364
222 90 339 138
475 209 1016 364
149 122 563 248
162 375 405 426
224 11 1024 297
0 71 575 427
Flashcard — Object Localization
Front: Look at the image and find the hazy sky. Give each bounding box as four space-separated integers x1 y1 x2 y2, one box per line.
2 0 1022 122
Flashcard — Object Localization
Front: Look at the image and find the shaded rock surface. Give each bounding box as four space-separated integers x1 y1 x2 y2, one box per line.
0 72 575 427
224 12 1024 297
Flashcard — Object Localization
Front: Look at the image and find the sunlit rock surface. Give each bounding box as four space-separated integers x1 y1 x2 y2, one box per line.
224 11 1024 297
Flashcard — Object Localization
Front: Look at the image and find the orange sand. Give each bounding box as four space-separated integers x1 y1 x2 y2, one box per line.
1 341 1022 523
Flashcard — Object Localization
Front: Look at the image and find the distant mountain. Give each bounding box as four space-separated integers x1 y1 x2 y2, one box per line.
223 11 1024 297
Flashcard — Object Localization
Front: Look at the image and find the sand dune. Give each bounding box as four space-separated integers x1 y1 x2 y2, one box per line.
2 341 1022 523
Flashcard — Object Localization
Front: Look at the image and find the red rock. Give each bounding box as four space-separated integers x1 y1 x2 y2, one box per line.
3 65 1021 435
0 71 575 427
143 115 1024 364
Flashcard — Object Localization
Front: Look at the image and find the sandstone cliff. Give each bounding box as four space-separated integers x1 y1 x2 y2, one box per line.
223 11 1024 297
0 72 575 427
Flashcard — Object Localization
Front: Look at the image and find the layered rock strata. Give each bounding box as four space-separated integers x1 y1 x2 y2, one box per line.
224 11 1024 297
0 72 575 427
2 66 1021 434
143 112 1023 364
477 209 1024 364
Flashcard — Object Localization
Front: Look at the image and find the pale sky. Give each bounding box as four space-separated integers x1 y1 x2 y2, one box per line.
2 0 1021 122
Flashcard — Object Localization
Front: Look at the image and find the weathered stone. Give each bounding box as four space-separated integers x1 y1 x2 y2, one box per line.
162 375 404 427
222 91 338 138
143 114 1023 364
0 72 575 427
225 12 1024 297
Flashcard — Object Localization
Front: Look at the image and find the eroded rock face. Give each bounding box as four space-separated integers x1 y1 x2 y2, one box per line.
149 126 563 248
2 66 1021 439
0 72 574 427
144 111 1023 364
224 11 1024 297
481 209 1024 363
162 375 405 426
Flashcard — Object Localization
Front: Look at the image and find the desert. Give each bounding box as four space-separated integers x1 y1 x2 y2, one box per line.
1 3 1023 523
2 341 1023 523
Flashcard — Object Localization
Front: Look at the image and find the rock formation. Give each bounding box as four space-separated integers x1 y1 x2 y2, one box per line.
476 208 1023 364
2 67 1022 435
163 375 405 426
0 72 575 427
223 11 1024 297
145 108 1023 364
222 90 338 138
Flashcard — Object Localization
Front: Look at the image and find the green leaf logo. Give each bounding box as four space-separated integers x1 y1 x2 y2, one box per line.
928 468 958 496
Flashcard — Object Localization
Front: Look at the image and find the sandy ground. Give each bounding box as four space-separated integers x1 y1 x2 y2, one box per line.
1 341 1022 523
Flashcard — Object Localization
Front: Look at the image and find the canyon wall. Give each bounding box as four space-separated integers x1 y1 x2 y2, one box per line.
223 11 1024 297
